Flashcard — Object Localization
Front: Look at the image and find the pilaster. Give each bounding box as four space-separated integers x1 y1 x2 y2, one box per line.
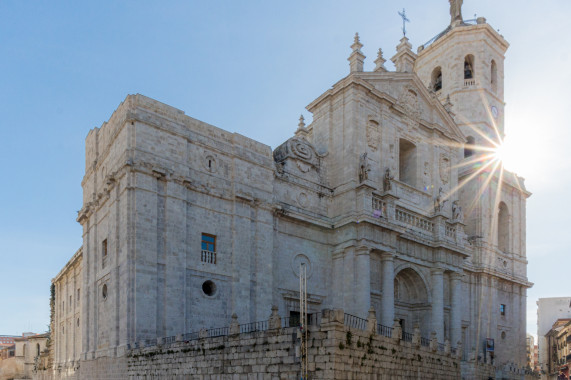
431 267 445 342
380 252 395 326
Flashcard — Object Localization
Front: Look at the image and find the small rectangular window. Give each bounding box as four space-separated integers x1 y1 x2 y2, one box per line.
500 304 506 316
201 234 216 252
77 289 80 304
102 239 108 268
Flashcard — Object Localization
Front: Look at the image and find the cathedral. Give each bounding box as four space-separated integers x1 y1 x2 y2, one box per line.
49 1 531 378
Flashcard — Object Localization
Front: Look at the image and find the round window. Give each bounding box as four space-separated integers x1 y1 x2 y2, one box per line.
202 280 216 297
102 284 108 300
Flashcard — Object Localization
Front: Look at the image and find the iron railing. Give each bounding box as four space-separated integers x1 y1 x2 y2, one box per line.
402 331 413 342
377 324 393 338
344 313 367 330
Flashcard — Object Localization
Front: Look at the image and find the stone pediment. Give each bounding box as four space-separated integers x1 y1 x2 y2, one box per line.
385 76 465 143
273 137 319 173
307 73 465 144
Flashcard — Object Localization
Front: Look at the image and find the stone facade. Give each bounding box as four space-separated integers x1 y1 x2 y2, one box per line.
52 248 82 378
43 3 532 379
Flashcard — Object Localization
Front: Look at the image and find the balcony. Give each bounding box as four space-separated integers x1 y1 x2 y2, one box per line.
371 194 465 248
201 250 216 264
464 78 476 87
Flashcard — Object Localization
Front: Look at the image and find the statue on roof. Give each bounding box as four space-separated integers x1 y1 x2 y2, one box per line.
449 0 463 24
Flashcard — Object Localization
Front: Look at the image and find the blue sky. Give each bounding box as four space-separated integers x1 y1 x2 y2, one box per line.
0 1 569 339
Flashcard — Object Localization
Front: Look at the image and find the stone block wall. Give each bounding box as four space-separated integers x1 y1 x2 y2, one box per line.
125 312 461 379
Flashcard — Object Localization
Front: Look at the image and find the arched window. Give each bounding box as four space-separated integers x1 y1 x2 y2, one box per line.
23 344 26 358
498 202 509 252
464 55 475 79
431 66 442 92
491 60 498 93
464 136 475 158
36 343 40 357
399 139 417 187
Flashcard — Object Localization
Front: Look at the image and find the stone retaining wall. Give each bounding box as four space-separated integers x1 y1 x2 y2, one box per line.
126 310 460 379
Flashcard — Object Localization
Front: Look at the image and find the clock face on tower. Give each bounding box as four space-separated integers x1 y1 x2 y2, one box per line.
491 106 499 119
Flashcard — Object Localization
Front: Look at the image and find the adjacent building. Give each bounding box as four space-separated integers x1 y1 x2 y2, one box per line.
544 319 571 379
537 297 571 372
51 248 82 377
0 333 48 380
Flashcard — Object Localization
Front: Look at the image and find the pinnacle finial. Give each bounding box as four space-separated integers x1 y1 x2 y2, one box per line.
351 32 363 52
298 115 305 129
348 32 365 73
374 48 387 72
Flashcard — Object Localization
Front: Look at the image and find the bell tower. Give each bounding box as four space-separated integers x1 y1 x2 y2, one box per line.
414 9 508 148
414 2 531 368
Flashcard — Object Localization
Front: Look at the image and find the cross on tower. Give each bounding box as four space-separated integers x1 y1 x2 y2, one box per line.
398 8 410 37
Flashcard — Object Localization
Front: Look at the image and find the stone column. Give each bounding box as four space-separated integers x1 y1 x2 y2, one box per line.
450 272 463 347
355 246 371 317
332 251 344 310
431 267 445 342
380 252 395 326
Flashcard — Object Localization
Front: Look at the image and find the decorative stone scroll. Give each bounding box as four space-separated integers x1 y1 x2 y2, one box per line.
273 137 319 174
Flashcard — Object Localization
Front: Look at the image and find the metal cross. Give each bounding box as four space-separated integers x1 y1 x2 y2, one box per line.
398 8 410 37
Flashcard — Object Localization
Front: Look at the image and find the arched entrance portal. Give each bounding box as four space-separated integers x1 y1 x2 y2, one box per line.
394 267 431 334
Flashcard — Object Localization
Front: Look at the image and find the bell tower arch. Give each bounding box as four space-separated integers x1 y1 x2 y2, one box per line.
414 14 508 147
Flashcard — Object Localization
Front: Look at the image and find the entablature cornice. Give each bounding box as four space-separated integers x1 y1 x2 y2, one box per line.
460 265 533 288
273 202 332 229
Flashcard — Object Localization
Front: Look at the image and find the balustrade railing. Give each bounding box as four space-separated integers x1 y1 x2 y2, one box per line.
402 331 413 342
395 208 434 233
372 196 387 218
154 311 453 360
377 324 393 338
240 320 267 334
344 313 368 330
464 78 476 87
445 223 456 239
201 250 216 264
208 327 229 337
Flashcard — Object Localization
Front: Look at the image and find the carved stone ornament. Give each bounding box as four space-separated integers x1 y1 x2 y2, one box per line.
296 192 309 208
291 254 312 278
439 154 450 184
366 116 380 150
397 85 421 120
273 137 319 173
